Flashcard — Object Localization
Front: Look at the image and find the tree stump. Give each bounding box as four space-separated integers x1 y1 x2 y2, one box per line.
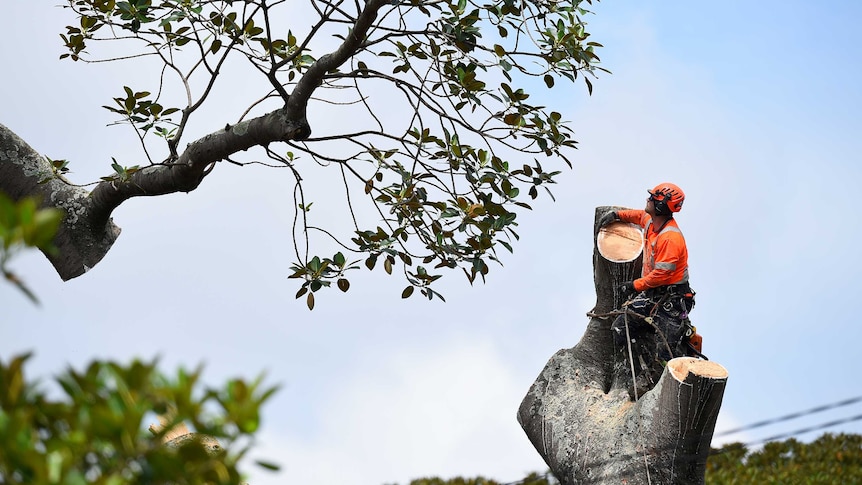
518 207 728 485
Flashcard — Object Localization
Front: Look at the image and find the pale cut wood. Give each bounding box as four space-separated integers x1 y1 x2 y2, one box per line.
668 357 728 381
597 221 643 263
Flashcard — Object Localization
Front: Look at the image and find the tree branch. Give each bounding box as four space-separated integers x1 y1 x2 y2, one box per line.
88 107 308 228
0 124 120 280
286 0 390 122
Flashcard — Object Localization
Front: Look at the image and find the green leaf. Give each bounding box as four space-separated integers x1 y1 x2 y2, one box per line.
401 286 414 298
256 460 281 471
337 278 350 292
365 254 377 270
333 252 345 267
309 256 321 272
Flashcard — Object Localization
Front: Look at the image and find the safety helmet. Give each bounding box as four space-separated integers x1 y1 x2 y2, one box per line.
648 183 685 214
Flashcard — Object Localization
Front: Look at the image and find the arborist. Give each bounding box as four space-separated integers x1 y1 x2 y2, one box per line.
598 182 700 398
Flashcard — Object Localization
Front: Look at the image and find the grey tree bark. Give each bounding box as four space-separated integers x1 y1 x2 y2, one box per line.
518 206 728 485
0 112 307 281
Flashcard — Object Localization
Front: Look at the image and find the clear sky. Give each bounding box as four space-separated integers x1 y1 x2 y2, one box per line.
2 2 862 484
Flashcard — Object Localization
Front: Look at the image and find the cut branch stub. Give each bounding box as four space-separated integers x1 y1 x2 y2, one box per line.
597 221 643 263
518 206 728 485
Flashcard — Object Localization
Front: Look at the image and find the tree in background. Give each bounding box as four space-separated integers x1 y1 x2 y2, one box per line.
0 0 605 308
0 353 278 484
705 433 862 484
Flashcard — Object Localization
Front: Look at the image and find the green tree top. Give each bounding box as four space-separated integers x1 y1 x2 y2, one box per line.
706 434 862 484
34 0 607 306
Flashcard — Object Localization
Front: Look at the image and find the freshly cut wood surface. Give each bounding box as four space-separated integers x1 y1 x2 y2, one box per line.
597 221 643 262
668 357 729 380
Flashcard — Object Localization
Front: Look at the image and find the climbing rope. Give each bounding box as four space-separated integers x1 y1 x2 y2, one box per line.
586 305 675 359
589 296 679 485
623 311 653 485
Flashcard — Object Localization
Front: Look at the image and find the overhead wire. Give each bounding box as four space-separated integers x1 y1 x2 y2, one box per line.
736 412 862 447
714 395 862 438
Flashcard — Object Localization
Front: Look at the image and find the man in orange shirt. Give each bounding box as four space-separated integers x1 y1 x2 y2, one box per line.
599 183 697 398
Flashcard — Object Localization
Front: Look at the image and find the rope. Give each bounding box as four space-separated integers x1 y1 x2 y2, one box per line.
587 306 675 360
591 294 687 485
623 311 653 484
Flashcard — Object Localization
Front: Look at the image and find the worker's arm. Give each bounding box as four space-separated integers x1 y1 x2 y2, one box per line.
616 209 649 228
633 232 686 291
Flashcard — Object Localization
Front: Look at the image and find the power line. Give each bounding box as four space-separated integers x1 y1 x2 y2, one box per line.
714 395 862 437
740 412 862 447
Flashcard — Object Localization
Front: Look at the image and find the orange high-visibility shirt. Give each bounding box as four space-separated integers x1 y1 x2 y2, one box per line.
617 209 689 292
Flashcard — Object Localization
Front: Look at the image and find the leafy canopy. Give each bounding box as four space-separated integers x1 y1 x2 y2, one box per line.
0 353 278 484
59 0 606 307
706 434 862 484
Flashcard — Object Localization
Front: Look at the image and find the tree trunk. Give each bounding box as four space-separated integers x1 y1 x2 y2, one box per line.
518 207 728 485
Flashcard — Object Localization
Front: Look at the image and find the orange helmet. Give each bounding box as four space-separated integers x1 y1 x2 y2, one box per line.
648 183 685 214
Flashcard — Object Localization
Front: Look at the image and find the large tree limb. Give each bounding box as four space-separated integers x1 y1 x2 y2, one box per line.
518 207 728 484
0 124 120 280
0 108 307 281
87 108 309 227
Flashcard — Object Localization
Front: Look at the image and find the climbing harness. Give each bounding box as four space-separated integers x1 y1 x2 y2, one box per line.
588 297 702 361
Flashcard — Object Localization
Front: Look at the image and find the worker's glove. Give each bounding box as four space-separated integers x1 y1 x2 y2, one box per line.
619 281 636 296
598 211 619 228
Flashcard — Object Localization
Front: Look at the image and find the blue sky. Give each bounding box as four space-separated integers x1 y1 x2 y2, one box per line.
2 2 862 484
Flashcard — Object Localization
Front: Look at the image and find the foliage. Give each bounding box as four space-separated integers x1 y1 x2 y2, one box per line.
57 0 607 306
390 472 554 485
0 192 63 304
706 433 862 484
393 434 862 485
0 353 279 484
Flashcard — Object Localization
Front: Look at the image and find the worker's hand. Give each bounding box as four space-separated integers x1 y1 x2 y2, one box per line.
619 281 636 296
598 211 618 228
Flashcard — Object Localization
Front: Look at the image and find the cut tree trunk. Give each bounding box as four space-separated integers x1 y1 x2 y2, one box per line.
518 206 728 485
